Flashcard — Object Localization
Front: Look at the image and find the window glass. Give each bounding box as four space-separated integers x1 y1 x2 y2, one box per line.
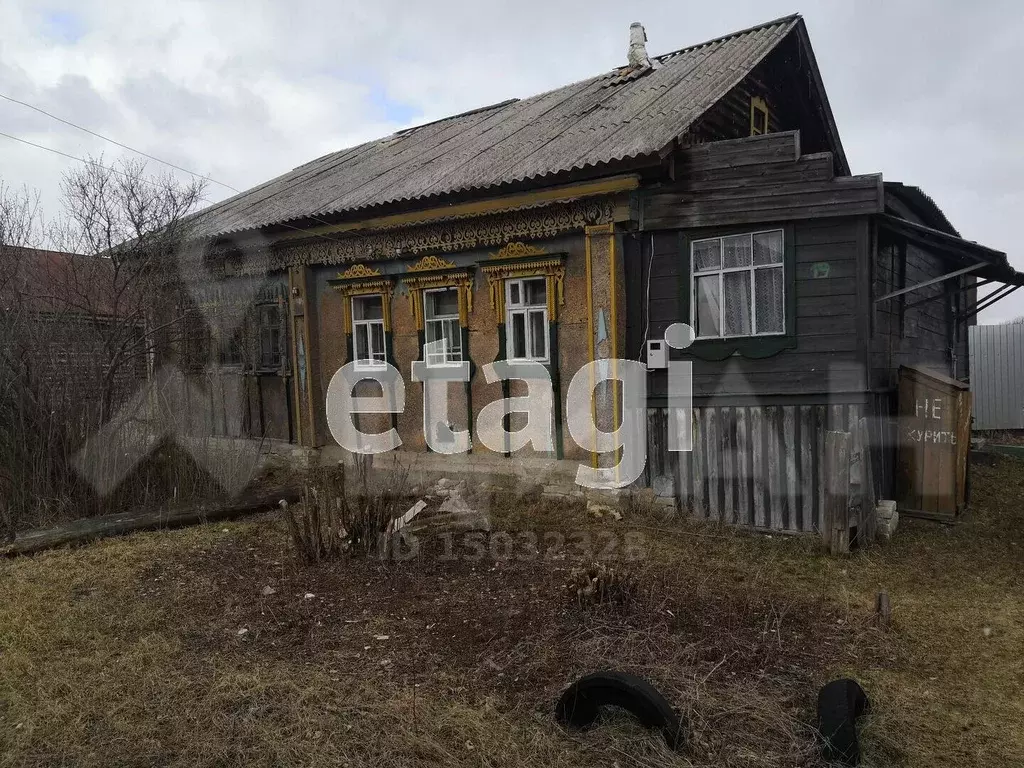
723 271 752 336
424 288 462 365
753 231 784 265
695 275 721 338
506 278 550 361
352 295 386 368
692 229 785 339
511 312 526 358
723 234 752 269
529 310 546 360
755 268 785 333
353 295 383 321
524 278 546 306
426 288 458 319
693 239 722 272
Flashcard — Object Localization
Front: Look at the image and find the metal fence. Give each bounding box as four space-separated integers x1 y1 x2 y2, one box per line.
969 324 1024 430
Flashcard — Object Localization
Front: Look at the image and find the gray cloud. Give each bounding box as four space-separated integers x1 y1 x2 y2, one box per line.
1 0 1021 320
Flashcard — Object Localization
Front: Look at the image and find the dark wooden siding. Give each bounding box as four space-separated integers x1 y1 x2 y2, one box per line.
627 216 867 399
870 238 967 388
645 401 878 534
642 132 882 231
681 32 841 172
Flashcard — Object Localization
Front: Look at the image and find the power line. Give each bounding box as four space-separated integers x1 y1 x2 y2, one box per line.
0 130 172 189
0 91 350 244
1 92 238 193
0 128 351 248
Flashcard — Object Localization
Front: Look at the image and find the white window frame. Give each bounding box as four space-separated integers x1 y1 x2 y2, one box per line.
423 287 463 367
690 229 786 340
505 277 549 363
351 295 387 370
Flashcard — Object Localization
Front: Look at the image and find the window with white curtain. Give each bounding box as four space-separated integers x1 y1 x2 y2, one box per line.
351 295 386 369
505 277 548 362
691 230 785 339
423 287 462 366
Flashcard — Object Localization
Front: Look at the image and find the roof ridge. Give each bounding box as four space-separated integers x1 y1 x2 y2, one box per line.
390 98 520 138
654 12 801 62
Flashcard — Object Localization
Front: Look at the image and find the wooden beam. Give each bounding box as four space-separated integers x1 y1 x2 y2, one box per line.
960 283 1022 321
874 262 986 303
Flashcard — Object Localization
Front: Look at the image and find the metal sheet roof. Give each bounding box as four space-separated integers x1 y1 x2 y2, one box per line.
191 15 801 239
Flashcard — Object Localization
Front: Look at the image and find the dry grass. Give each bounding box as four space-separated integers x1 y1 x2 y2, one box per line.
1 458 1023 767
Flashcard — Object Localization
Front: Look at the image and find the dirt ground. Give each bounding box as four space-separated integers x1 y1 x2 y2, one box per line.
1 458 1022 767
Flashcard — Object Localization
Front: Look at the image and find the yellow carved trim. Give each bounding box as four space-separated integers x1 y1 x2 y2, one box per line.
407 254 457 272
491 241 548 260
275 175 641 243
480 258 565 321
402 269 474 332
332 278 394 334
336 263 382 280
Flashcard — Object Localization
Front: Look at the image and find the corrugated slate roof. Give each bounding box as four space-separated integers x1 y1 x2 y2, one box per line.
191 14 801 239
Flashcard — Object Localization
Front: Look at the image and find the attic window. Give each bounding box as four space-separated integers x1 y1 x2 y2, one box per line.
750 96 769 136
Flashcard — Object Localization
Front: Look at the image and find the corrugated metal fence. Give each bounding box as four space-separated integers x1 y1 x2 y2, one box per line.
969 324 1024 430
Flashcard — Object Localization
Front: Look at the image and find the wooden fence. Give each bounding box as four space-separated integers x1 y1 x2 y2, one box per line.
645 402 890 538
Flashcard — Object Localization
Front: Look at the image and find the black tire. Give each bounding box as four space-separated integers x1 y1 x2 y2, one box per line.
817 678 870 766
555 671 686 751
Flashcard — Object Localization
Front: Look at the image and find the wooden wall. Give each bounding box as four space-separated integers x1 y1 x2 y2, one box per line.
642 132 881 231
871 238 968 389
626 216 869 399
645 401 888 536
681 32 840 171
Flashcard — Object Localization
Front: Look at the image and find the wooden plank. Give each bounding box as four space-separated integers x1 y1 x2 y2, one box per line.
816 406 826 532
823 431 852 554
830 405 846 431
765 407 782 530
692 409 706 518
751 407 766 528
722 407 735 525
677 415 692 513
735 407 751 526
859 416 877 542
800 405 814 532
784 406 799 531
850 409 865 541
646 409 665 490
2 489 302 558
707 407 720 522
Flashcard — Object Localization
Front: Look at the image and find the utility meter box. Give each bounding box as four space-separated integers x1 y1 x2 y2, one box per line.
646 339 668 369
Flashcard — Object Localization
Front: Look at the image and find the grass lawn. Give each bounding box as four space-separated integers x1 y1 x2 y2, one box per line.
1 457 1022 767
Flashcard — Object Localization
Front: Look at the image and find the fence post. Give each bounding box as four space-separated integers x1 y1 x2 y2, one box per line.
823 430 851 555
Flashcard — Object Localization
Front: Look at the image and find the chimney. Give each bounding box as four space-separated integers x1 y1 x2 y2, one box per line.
627 22 651 68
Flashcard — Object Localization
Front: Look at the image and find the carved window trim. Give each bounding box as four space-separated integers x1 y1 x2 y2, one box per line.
400 255 474 332
479 242 566 322
328 263 395 335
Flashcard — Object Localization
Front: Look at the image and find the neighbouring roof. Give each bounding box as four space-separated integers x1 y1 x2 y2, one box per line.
0 245 118 316
190 14 819 239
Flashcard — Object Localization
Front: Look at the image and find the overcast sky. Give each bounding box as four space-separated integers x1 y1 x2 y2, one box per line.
1 0 1021 321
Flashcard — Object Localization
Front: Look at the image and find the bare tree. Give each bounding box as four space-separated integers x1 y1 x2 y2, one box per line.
0 158 207 536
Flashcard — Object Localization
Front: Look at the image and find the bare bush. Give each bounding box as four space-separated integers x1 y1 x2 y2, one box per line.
283 458 411 562
569 562 645 610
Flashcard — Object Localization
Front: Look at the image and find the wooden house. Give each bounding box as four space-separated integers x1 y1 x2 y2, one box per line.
178 14 1024 532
